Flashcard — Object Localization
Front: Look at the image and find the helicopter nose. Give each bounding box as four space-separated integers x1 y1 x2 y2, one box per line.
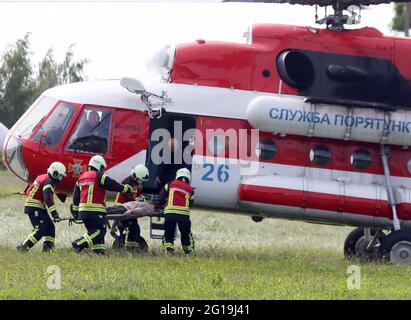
3 134 29 181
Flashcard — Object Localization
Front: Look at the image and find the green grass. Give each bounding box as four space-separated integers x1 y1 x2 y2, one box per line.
1 170 411 299
1 246 411 299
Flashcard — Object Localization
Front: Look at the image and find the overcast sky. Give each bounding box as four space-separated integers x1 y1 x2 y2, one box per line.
0 1 399 80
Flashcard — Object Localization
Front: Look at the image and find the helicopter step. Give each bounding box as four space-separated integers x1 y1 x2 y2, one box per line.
150 215 166 240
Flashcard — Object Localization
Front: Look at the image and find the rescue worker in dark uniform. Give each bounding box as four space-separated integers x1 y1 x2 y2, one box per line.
114 164 150 252
158 168 195 255
17 162 67 252
71 155 132 255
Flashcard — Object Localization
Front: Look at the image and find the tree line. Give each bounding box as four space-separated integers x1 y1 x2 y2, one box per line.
0 34 88 129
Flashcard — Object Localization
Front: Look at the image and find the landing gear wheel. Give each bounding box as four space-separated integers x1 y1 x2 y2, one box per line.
344 227 385 261
378 231 411 264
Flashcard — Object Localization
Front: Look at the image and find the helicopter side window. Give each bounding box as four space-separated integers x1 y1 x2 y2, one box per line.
309 145 331 166
32 102 76 147
350 149 372 170
67 107 112 154
255 139 277 161
13 96 58 138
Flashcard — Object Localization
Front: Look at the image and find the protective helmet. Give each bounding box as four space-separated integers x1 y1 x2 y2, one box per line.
131 164 149 182
89 155 107 172
47 162 67 181
176 168 191 182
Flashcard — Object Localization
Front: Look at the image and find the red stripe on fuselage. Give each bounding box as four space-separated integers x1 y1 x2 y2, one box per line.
238 184 392 219
195 116 411 179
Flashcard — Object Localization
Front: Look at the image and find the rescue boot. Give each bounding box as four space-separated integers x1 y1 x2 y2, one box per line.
92 249 106 256
16 242 30 252
43 242 55 253
71 241 82 253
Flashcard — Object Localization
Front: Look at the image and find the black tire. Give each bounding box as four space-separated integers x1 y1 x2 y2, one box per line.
378 230 411 264
344 227 384 260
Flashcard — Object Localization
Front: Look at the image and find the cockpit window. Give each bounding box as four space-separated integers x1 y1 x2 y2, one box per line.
13 96 57 138
32 102 76 147
66 107 112 154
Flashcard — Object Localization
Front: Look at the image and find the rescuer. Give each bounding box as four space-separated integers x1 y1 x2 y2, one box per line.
113 164 150 252
17 162 67 252
71 155 132 255
157 168 195 255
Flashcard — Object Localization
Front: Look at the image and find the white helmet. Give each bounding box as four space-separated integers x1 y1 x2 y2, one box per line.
47 162 67 181
89 155 107 172
131 164 149 182
176 168 191 182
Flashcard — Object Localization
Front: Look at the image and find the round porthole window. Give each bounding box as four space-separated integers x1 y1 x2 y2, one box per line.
350 149 372 170
407 158 411 174
255 139 277 160
309 145 331 166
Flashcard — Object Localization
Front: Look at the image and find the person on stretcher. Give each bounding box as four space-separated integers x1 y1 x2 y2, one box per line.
106 200 157 220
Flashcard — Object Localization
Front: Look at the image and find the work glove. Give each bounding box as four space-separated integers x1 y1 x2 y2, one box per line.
123 184 133 194
52 212 62 223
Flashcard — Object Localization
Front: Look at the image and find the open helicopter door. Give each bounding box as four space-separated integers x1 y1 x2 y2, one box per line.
143 112 197 239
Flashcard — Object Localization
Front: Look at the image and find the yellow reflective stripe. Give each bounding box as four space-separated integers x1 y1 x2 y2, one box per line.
72 205 79 211
164 208 190 215
83 234 93 248
25 226 39 245
114 193 120 204
43 184 55 193
47 205 56 214
79 203 106 212
163 242 175 250
92 244 106 250
28 235 38 244
27 183 38 201
185 195 190 208
89 230 101 240
87 184 94 204
101 174 107 185
168 190 174 208
165 204 190 210
25 200 45 209
44 236 55 242
77 238 88 246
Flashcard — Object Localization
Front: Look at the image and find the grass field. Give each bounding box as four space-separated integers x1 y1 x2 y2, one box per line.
0 170 411 299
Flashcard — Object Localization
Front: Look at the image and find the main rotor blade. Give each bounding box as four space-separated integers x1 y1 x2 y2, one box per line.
223 0 411 7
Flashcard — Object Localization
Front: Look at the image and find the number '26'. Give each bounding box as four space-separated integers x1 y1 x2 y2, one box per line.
202 164 229 183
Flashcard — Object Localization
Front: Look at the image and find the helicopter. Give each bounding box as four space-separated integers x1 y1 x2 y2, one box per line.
2 0 411 263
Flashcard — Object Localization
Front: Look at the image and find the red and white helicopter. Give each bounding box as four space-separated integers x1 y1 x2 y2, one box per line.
2 0 411 263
